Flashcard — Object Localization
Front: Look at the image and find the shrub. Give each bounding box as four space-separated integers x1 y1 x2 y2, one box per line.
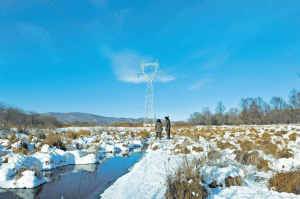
268 170 300 194
225 176 243 187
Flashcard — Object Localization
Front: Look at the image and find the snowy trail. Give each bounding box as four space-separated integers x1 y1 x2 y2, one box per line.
101 150 183 199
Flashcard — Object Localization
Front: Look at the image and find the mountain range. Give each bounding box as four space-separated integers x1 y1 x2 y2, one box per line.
42 112 144 125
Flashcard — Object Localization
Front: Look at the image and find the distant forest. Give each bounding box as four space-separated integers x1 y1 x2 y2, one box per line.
188 89 300 126
0 103 64 133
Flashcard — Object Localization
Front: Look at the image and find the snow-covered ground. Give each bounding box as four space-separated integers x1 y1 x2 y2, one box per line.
101 125 300 199
2 125 300 198
0 127 150 189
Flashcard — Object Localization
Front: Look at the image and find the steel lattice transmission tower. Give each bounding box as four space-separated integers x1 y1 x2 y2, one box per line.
138 59 162 127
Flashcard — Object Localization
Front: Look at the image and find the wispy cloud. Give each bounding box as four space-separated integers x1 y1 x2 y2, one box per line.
189 78 214 90
88 0 109 9
104 49 176 83
15 23 53 43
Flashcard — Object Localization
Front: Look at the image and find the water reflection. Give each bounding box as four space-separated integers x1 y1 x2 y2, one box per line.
0 148 146 199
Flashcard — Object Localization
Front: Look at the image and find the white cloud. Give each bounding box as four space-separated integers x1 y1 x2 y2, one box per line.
88 0 109 9
189 78 214 90
14 23 53 43
105 49 176 83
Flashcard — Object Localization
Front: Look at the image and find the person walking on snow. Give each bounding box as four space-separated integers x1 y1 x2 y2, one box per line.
165 116 171 139
155 119 163 140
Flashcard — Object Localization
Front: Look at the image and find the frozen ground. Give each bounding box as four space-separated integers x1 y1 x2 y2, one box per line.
101 125 300 199
2 125 300 198
0 127 150 189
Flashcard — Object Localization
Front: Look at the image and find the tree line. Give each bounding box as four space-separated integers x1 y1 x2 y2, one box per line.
188 89 300 125
0 103 64 133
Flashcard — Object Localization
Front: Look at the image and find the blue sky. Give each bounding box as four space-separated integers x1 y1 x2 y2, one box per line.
0 0 300 121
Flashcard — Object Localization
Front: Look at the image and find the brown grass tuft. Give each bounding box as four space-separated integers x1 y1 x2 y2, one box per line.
225 176 243 187
241 151 269 171
165 157 208 199
3 157 8 163
240 140 256 151
289 133 298 142
216 140 237 150
192 146 204 152
208 149 221 160
44 133 66 151
268 170 300 194
274 130 288 137
277 149 294 159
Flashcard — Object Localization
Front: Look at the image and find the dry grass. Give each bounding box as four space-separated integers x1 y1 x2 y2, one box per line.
165 157 208 199
172 144 190 154
2 157 8 163
192 146 203 152
274 130 288 137
35 132 46 140
233 150 246 162
261 132 272 141
240 140 256 151
225 176 243 187
277 149 294 159
289 133 298 142
43 133 66 151
256 140 278 157
13 140 29 155
136 130 150 139
216 140 237 150
65 130 91 140
152 145 159 150
268 170 300 194
241 151 269 172
207 149 221 160
14 168 26 181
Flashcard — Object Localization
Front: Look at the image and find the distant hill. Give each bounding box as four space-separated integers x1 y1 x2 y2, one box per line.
42 112 144 125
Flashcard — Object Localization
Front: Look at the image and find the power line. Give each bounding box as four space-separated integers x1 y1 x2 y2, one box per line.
37 0 189 116
37 0 139 64
0 23 136 79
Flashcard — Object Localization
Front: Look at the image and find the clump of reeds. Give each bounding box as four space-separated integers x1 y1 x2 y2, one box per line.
44 133 66 151
216 140 237 150
276 149 294 159
225 176 243 187
289 133 298 141
268 170 300 194
192 146 203 152
13 140 29 155
207 149 221 160
240 151 269 172
239 140 256 151
165 157 208 199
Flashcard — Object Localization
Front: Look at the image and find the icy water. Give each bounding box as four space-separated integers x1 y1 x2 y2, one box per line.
0 148 146 199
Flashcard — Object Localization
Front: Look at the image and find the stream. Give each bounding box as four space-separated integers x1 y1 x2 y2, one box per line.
0 148 146 199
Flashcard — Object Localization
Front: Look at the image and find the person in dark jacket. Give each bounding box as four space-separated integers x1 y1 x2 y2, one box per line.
165 116 171 139
155 119 163 140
